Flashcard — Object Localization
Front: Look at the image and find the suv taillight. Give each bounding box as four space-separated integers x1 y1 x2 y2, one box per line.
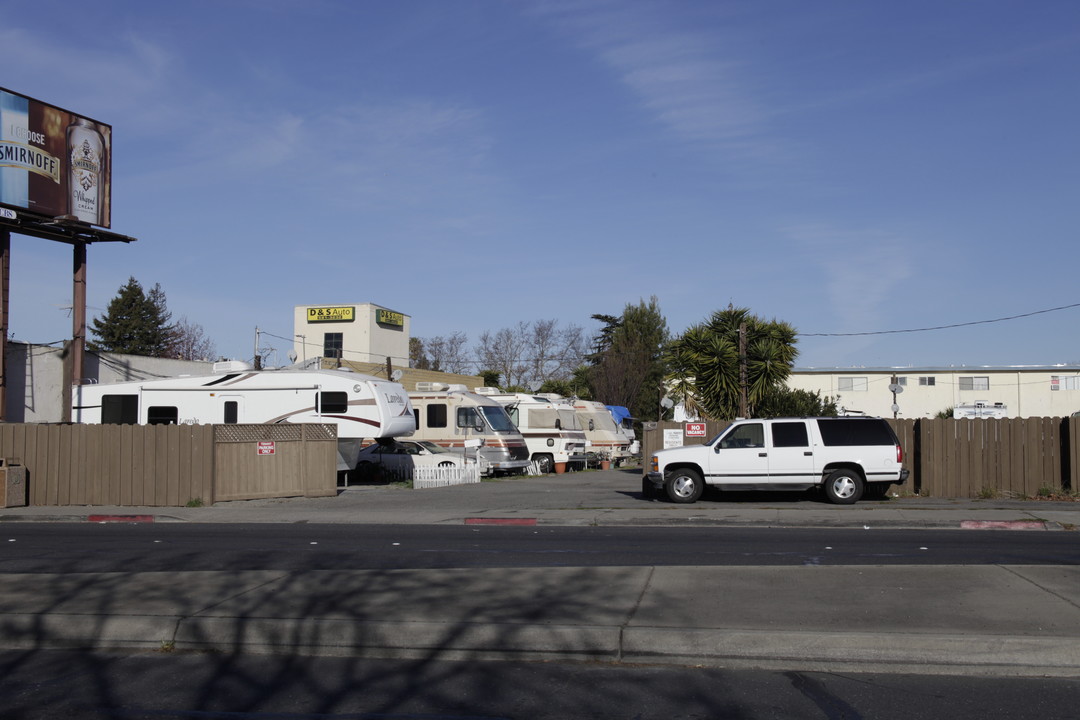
896 444 904 463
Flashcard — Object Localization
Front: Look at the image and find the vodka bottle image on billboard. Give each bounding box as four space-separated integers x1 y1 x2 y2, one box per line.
66 117 105 225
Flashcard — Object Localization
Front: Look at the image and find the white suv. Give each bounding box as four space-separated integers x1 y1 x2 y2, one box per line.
645 417 909 504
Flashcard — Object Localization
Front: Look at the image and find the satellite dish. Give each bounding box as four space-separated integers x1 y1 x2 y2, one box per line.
287 350 297 362
660 397 674 409
528 381 542 392
391 369 403 381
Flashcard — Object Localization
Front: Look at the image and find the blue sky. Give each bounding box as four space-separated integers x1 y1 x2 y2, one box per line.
2 0 1078 369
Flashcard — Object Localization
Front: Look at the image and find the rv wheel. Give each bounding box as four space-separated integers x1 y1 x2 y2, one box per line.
535 454 554 474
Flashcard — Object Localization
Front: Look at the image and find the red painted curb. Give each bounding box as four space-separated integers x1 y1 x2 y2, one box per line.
464 518 537 526
87 515 156 524
960 520 1046 531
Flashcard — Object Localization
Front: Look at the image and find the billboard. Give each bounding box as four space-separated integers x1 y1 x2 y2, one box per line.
0 87 111 228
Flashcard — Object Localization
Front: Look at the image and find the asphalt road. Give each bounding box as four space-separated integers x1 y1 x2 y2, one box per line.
1 523 1078 572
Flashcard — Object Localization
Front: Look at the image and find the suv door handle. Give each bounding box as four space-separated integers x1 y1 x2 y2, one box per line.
804 451 813 456
758 452 767 457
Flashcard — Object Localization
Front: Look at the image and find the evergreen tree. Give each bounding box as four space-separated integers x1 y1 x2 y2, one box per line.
588 297 669 421
754 387 838 418
89 277 176 357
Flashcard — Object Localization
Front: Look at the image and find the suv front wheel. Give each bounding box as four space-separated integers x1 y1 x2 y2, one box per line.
665 468 704 504
823 468 864 505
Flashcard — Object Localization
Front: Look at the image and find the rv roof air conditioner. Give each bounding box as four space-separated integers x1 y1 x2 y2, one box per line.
474 387 498 395
415 382 450 391
213 361 254 374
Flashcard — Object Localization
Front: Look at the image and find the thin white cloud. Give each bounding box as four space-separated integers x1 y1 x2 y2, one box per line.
530 0 775 156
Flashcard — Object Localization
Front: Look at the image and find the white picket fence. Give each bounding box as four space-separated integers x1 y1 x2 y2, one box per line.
412 464 482 489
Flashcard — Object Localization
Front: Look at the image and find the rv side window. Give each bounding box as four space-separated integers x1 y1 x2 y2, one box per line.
426 404 447 428
102 394 138 424
147 406 178 425
318 391 348 414
507 407 520 425
224 401 238 424
457 407 484 430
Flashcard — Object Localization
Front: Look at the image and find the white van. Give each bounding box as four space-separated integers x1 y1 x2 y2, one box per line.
645 416 909 504
474 388 587 473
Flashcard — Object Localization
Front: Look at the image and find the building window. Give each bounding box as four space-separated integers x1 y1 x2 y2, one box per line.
895 377 908 386
919 377 936 386
959 376 990 392
1052 376 1080 391
323 332 343 359
837 377 867 392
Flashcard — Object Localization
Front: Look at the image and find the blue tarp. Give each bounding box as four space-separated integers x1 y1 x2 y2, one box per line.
606 405 632 424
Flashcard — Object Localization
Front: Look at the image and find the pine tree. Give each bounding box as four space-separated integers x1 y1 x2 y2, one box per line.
89 277 176 357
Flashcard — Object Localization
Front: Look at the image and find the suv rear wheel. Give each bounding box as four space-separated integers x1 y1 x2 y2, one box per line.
665 468 704 504
823 468 864 505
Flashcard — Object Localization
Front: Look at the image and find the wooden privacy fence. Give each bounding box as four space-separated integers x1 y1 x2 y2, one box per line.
642 417 1079 498
0 423 337 507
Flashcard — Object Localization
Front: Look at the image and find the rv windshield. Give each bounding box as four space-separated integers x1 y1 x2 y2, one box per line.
478 405 516 433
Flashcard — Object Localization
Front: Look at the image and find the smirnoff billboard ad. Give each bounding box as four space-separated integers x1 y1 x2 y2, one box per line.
0 87 112 228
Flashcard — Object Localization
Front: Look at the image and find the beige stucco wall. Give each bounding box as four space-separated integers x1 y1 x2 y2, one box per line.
293 303 410 366
787 367 1080 419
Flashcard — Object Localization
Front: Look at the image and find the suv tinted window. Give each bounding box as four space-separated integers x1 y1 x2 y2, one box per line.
772 421 809 448
720 423 764 449
817 418 896 446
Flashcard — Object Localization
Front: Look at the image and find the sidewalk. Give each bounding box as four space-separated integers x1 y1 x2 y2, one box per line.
1 565 1078 676
1 470 1078 677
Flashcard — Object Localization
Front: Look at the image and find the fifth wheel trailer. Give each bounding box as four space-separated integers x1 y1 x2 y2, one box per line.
71 362 415 471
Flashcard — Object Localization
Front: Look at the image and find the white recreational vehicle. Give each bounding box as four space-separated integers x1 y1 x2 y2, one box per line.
953 401 1008 419
606 405 640 457
571 399 633 467
473 388 587 473
71 362 415 472
408 383 531 477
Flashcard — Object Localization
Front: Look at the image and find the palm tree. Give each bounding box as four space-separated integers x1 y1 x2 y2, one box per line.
665 307 798 420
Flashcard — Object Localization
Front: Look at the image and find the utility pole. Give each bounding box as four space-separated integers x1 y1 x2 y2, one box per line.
738 323 748 419
253 327 261 369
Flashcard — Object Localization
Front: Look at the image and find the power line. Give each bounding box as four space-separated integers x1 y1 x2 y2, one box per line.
802 302 1080 337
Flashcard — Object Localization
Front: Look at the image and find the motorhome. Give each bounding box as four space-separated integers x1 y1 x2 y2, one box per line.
606 405 640 456
408 383 531 477
71 362 415 472
571 399 633 467
474 388 587 473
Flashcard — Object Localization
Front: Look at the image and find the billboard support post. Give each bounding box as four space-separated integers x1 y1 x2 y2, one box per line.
0 228 8 422
71 241 87 399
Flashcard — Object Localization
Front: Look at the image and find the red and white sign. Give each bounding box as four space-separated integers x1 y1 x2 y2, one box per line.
257 441 276 455
685 422 706 437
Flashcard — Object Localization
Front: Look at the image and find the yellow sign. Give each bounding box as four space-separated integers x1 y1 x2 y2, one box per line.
307 306 355 323
376 309 405 327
